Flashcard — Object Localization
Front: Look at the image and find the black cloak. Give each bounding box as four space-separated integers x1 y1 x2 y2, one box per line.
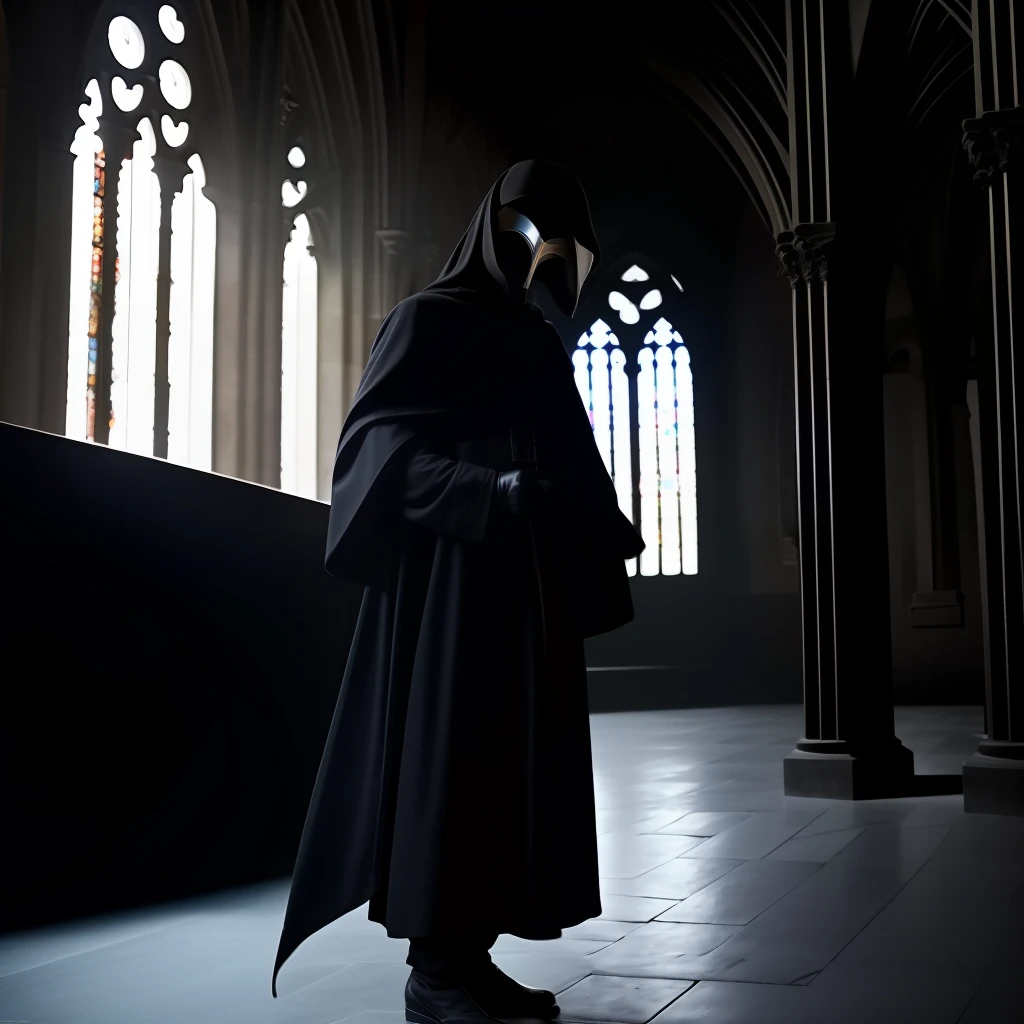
272 160 643 996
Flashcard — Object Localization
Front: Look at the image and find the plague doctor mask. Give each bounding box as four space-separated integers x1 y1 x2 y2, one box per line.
422 159 601 316
493 204 596 317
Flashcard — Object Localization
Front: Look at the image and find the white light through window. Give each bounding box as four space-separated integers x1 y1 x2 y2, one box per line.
638 317 697 576
281 179 307 208
621 264 649 281
108 16 145 69
66 7 216 472
572 268 699 578
65 79 103 440
167 154 216 471
111 77 143 111
158 60 191 109
108 117 160 458
281 214 318 498
608 289 639 324
575 318 635 575
158 5 185 44
161 115 189 147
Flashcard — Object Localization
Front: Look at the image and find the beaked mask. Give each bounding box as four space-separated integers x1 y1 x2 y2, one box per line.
494 205 595 317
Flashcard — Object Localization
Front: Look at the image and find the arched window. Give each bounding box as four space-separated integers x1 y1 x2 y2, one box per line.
65 7 216 471
573 262 698 576
280 145 319 499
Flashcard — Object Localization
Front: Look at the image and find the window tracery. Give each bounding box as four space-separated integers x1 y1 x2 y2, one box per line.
574 262 698 576
65 5 215 471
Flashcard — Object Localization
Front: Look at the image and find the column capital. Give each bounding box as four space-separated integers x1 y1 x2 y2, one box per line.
94 115 141 162
775 222 836 287
375 228 410 258
152 153 190 198
962 106 1023 181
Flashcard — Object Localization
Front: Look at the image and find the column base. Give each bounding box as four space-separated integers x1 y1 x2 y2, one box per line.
783 739 916 799
963 749 1024 816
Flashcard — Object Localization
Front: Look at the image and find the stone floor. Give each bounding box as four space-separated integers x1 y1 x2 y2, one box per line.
2 704 1022 1024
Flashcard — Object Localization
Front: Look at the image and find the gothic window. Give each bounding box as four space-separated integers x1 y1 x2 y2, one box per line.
573 263 698 576
280 146 319 499
65 6 216 471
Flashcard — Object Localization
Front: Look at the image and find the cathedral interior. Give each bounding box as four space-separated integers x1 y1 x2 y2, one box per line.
1 0 1022 1022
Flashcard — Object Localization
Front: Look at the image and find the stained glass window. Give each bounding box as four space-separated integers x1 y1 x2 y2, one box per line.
66 80 104 440
574 267 698 577
574 318 636 574
280 208 319 499
638 317 697 576
66 9 216 472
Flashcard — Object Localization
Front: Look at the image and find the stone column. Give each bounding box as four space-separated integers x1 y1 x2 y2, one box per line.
960 0 1024 815
152 155 188 460
91 117 139 447
375 228 410 315
206 189 287 489
779 0 915 798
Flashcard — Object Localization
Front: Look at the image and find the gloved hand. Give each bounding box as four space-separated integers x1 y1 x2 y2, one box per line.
494 468 553 517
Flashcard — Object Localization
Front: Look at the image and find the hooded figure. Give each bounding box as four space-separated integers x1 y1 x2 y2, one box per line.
272 160 644 1019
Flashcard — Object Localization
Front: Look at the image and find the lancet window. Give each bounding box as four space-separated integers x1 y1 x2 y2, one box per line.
65 6 216 471
573 263 698 576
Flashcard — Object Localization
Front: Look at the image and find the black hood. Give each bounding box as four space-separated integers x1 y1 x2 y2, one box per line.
424 159 600 307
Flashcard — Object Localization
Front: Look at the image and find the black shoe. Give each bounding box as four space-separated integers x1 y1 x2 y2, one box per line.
405 970 504 1024
461 961 560 1019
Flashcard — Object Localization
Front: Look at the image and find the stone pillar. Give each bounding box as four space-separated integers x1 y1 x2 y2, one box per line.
375 228 410 315
91 117 139 447
152 155 188 461
779 0 915 798
206 190 286 489
960 0 1024 816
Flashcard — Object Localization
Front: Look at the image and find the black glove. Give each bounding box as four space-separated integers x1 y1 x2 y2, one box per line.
494 468 553 517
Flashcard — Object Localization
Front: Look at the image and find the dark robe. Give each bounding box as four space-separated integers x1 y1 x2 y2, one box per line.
272 163 643 997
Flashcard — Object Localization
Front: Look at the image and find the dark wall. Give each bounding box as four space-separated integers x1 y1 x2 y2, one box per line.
546 196 803 713
0 422 363 934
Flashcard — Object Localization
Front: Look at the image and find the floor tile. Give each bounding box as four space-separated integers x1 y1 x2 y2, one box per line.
487 951 593 995
600 857 744 900
554 973 695 1023
649 979 810 1023
834 851 1024 970
654 859 821 925
798 958 984 1024
492 935 610 956
563 919 643 943
597 833 708 879
792 802 916 836
3 705 1019 1024
956 965 1024 1024
584 921 739 974
680 809 826 859
647 812 752 836
588 933 826 985
597 895 680 923
763 826 864 862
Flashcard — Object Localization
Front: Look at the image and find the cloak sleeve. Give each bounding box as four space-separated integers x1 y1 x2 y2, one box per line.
324 293 485 588
402 448 498 542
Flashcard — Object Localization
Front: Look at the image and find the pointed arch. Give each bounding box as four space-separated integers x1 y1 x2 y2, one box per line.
572 253 699 577
64 3 221 470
